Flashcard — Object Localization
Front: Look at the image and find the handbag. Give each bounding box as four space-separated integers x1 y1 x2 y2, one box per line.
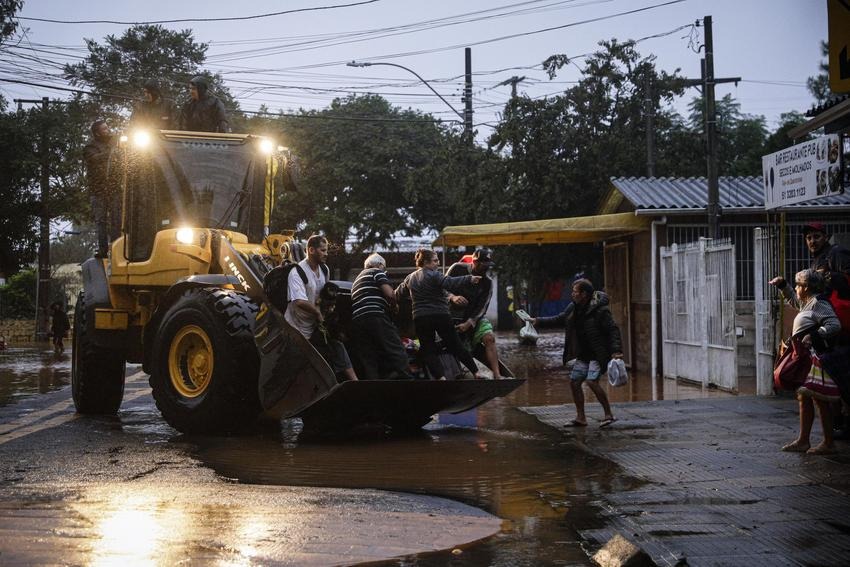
773 336 811 391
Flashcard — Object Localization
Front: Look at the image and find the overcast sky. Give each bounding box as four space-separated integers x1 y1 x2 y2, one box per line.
4 0 828 141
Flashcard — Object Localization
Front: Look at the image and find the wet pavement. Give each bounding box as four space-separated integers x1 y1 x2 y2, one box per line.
523 398 850 566
3 332 840 565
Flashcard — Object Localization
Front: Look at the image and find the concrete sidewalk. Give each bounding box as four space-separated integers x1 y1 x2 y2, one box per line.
521 396 850 566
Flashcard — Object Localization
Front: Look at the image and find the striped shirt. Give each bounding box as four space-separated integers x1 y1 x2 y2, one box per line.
351 267 391 321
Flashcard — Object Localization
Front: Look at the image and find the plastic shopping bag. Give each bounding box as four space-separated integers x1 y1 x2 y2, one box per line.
518 320 539 345
607 358 628 387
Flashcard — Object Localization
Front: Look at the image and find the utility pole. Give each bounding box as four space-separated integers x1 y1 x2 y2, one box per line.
463 47 473 143
703 15 720 239
681 16 740 239
14 97 52 340
497 75 527 100
645 75 656 177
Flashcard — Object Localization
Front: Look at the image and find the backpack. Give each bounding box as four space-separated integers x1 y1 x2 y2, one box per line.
263 261 329 312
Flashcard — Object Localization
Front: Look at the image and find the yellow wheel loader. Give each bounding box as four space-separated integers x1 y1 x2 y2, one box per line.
72 129 523 435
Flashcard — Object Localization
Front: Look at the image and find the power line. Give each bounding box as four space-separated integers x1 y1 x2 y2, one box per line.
15 0 383 25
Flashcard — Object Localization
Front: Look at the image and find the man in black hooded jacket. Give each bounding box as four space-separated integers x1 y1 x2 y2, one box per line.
533 278 622 428
179 75 229 133
130 79 174 130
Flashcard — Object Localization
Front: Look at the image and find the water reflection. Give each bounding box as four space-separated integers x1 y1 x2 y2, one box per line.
0 343 70 406
193 329 742 565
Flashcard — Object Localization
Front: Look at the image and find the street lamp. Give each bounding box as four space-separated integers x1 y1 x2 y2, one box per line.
347 61 465 121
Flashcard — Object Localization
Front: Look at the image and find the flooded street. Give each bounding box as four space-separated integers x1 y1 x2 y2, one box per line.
0 330 742 565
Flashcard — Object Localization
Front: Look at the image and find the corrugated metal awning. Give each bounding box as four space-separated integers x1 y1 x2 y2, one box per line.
434 212 650 247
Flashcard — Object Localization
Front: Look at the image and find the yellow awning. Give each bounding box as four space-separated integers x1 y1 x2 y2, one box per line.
434 212 650 247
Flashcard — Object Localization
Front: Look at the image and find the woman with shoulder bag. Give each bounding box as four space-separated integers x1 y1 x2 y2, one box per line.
770 269 842 454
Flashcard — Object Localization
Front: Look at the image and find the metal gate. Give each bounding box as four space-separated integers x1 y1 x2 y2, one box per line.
754 228 779 395
604 241 631 366
660 238 737 390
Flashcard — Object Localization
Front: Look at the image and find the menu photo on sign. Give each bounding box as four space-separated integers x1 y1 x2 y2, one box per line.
762 133 844 210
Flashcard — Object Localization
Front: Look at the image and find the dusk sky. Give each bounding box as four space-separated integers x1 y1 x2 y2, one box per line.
4 0 828 140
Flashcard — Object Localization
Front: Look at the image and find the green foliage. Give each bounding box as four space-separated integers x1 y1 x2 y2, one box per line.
807 41 831 104
0 109 40 276
487 40 685 287
269 95 471 252
51 229 98 265
64 24 237 123
0 0 22 44
0 100 92 277
0 268 36 319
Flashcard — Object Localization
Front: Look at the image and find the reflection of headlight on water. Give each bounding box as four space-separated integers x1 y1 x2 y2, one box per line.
133 131 151 148
176 228 194 244
259 139 274 154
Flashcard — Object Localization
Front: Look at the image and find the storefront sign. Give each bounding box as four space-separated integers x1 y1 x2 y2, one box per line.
762 134 843 210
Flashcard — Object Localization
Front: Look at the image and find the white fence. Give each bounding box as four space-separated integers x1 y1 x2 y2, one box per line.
660 238 738 390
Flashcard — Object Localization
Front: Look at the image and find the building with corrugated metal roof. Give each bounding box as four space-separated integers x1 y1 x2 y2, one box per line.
600 175 850 396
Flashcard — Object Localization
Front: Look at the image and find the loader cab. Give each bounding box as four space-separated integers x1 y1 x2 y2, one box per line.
118 130 283 262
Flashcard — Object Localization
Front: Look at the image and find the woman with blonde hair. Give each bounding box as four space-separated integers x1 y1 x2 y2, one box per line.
396 249 482 380
770 269 841 454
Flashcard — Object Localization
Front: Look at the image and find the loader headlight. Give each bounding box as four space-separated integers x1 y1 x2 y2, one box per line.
132 130 151 148
176 228 194 244
259 139 274 155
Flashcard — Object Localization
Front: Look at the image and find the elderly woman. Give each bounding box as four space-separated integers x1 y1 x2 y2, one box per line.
396 248 482 380
770 269 842 455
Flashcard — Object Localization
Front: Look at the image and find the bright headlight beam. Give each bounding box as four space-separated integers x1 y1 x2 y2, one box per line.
259 139 274 155
133 131 151 148
176 228 194 244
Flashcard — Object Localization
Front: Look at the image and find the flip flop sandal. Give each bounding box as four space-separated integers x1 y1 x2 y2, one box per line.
564 419 588 427
599 417 617 428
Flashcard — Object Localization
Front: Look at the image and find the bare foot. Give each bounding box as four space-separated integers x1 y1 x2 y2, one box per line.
807 443 837 455
781 440 810 453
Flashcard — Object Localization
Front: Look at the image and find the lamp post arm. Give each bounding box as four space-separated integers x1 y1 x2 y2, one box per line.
348 60 464 121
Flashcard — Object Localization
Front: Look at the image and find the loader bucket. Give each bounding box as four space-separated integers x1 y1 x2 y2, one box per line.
254 301 525 433
294 378 526 433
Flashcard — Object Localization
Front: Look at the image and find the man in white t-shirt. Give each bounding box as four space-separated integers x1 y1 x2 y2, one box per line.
284 235 358 381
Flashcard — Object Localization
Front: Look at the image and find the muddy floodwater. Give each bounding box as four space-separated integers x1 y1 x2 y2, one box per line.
0 331 742 565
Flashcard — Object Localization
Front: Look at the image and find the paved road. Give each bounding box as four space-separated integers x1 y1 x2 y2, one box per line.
522 396 850 566
0 366 501 566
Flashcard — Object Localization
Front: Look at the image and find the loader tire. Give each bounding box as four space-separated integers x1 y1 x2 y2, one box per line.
150 288 261 434
71 292 126 414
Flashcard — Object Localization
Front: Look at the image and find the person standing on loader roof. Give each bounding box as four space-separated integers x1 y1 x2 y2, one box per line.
129 79 174 130
178 75 229 133
284 235 358 382
83 120 120 257
350 253 413 380
446 248 502 379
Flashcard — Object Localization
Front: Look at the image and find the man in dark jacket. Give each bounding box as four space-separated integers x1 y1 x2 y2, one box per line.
83 120 120 256
803 222 850 277
533 279 623 427
129 79 174 130
179 75 229 133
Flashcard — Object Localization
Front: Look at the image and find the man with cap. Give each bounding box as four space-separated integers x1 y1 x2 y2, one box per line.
802 222 850 278
446 248 502 379
179 75 229 133
129 79 174 130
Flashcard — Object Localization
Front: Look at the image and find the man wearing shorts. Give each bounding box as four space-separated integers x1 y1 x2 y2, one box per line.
446 248 501 379
533 278 622 427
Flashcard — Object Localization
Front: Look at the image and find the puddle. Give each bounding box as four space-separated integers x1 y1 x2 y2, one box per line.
0 330 747 564
0 343 70 406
